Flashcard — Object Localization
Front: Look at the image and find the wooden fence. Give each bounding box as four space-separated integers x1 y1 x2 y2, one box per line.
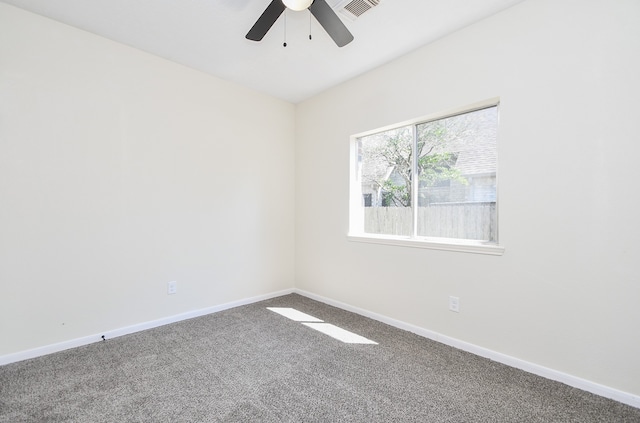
364 202 496 242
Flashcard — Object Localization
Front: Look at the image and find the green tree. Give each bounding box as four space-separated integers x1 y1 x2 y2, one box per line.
365 118 469 207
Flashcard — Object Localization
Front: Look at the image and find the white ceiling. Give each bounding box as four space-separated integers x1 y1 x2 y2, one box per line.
1 0 525 103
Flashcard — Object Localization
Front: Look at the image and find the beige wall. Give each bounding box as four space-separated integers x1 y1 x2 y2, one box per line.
0 4 295 355
295 0 640 396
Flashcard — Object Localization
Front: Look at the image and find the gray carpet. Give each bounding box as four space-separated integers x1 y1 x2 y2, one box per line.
1 293 639 422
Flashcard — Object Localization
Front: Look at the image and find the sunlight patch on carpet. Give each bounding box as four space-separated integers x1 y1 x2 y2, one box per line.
267 307 323 322
268 307 377 344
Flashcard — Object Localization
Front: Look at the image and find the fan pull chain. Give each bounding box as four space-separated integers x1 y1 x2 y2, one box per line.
283 11 287 47
309 11 312 40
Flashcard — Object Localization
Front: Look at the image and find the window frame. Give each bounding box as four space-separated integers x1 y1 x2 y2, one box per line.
348 98 504 256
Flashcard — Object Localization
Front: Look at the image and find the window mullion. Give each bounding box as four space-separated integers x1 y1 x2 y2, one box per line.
411 124 418 238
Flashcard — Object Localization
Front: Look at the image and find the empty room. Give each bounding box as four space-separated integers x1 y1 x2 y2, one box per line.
1 0 639 421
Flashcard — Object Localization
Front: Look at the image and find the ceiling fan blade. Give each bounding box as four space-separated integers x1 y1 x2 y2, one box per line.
309 0 354 47
246 0 286 41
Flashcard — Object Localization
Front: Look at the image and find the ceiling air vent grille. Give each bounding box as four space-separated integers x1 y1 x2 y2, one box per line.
337 0 381 21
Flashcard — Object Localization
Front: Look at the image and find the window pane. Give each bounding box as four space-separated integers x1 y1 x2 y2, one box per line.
358 126 412 236
416 106 498 242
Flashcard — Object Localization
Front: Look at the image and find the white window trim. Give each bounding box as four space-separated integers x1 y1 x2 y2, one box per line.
347 233 505 255
348 98 504 256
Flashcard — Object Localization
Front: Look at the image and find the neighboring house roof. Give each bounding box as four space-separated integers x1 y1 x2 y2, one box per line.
455 145 496 176
427 106 497 177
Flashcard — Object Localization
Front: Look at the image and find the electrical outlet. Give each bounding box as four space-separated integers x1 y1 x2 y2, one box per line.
449 296 460 313
167 281 177 295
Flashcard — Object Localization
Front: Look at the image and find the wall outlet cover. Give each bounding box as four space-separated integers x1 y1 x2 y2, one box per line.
449 296 460 312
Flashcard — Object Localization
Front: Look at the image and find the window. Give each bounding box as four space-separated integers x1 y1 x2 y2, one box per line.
349 99 504 255
363 193 372 207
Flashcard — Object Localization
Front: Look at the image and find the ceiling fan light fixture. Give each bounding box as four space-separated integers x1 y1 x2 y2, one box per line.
282 0 313 11
247 0 353 47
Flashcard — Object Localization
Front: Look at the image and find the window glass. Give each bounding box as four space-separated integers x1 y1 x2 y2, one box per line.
357 126 412 236
416 107 497 242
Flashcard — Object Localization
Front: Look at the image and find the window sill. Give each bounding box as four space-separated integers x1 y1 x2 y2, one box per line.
347 233 505 256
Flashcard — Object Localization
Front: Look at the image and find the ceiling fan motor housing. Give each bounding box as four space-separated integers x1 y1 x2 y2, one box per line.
282 0 314 11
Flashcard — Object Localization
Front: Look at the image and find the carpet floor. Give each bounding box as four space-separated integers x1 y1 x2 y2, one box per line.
1 293 639 422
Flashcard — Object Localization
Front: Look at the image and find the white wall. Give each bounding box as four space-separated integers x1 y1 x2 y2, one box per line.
295 0 640 397
0 4 295 356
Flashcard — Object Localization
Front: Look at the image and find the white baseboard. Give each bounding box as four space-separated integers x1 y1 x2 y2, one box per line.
0 288 294 366
293 288 640 410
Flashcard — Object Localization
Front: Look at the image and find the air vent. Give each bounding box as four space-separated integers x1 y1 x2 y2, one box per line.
335 0 381 21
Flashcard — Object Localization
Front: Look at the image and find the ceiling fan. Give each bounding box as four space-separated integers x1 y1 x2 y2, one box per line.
246 0 354 47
